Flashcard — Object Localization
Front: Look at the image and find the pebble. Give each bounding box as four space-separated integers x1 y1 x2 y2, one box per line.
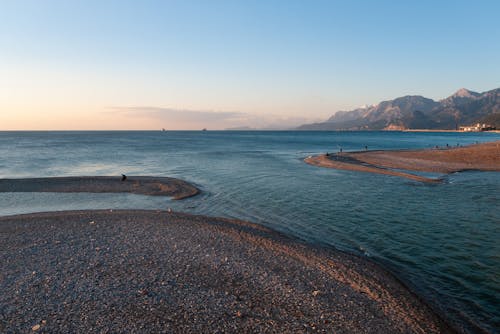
0 210 453 333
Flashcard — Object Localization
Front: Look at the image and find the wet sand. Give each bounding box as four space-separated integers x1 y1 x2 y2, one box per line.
0 176 199 200
305 141 500 183
0 210 454 333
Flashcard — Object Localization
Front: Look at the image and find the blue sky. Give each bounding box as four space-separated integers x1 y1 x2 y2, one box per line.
1 0 499 129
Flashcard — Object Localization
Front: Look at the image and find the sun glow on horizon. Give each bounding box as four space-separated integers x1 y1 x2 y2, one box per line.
1 1 499 130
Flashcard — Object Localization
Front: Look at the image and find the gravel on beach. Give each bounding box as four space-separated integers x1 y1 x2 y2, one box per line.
0 210 454 333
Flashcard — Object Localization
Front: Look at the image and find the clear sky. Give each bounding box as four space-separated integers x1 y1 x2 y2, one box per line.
1 0 499 130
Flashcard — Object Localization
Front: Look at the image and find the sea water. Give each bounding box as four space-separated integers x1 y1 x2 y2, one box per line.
0 130 498 332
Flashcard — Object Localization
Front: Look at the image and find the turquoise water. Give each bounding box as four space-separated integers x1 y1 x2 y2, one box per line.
0 131 499 333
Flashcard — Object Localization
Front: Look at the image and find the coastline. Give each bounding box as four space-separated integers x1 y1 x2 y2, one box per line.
305 140 500 182
403 129 500 133
0 210 455 333
0 176 200 200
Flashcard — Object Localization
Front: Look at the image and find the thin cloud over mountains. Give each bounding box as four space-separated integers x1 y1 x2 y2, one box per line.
106 106 315 130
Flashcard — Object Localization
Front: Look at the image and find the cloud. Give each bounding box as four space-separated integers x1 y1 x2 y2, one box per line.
105 106 317 130
107 106 244 122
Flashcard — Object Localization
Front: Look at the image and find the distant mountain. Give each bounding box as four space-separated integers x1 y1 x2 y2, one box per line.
297 88 500 130
441 88 481 106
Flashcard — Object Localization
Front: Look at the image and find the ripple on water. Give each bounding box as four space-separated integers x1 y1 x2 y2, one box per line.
0 131 499 332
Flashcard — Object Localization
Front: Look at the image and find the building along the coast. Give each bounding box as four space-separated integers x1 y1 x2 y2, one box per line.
459 123 496 132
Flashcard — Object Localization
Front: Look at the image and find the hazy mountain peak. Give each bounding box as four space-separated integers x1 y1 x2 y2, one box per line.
451 88 480 98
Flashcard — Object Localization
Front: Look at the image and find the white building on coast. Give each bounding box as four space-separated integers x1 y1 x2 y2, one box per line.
459 123 496 132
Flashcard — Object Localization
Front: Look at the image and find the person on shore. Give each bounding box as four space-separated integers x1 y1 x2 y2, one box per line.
121 174 127 181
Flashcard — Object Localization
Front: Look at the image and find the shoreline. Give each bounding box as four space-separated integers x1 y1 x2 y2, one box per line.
0 176 200 200
403 129 500 133
0 209 455 333
305 141 500 183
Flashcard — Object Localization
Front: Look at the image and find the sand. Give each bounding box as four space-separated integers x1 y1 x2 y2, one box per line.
0 210 455 333
0 176 199 200
305 141 500 183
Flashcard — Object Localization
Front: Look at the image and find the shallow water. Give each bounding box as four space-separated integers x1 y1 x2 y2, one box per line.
0 130 499 332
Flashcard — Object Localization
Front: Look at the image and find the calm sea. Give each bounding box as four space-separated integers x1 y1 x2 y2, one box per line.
0 131 499 333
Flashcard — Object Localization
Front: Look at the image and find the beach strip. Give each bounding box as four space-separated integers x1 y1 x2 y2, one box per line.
0 210 454 333
0 176 199 200
305 140 500 183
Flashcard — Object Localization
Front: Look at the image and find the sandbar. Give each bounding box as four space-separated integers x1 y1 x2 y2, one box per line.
305 141 500 183
0 210 454 333
0 176 199 200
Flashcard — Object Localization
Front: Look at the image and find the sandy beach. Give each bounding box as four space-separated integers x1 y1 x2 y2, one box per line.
305 141 500 183
0 209 454 333
0 176 199 200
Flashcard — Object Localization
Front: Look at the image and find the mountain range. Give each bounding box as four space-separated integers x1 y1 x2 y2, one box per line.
297 87 500 130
